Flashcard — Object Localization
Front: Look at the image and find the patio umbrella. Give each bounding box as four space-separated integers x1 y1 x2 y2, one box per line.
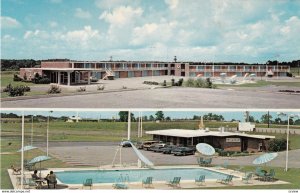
196 143 215 156
252 153 278 165
17 145 37 152
28 155 52 176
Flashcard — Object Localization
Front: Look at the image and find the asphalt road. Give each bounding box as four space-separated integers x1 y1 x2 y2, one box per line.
42 142 300 168
2 87 300 108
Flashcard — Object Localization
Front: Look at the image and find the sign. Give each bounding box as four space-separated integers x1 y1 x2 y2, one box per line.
177 64 180 69
226 138 241 143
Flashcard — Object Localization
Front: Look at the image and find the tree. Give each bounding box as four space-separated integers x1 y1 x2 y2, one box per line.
165 116 171 121
274 117 282 124
149 115 155 121
118 111 135 122
155 111 164 121
248 115 255 122
260 114 272 124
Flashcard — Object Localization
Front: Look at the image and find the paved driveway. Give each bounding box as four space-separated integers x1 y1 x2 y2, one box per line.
2 87 300 108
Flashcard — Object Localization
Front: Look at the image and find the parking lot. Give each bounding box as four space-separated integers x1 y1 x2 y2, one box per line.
43 142 300 168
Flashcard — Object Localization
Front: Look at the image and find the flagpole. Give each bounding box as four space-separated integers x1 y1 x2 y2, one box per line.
21 111 25 189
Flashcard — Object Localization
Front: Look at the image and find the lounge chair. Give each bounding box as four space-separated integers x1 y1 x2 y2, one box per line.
255 167 266 181
23 178 38 189
112 183 128 189
166 177 181 188
11 165 21 175
242 172 253 184
195 175 205 186
142 177 153 188
217 175 233 185
24 160 36 171
265 169 275 182
82 178 93 189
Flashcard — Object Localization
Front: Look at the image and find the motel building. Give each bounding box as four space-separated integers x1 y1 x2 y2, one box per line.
146 129 275 152
19 59 290 86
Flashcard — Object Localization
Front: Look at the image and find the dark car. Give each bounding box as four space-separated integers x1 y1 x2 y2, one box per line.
149 143 166 152
171 147 196 156
161 145 178 154
120 141 132 147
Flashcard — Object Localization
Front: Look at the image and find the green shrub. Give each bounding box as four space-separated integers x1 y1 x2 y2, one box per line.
3 84 13 92
47 85 61 94
194 78 206 87
268 138 287 152
185 78 195 87
205 78 213 88
163 80 167 86
171 79 175 86
178 78 184 86
38 78 51 84
13 74 22 81
8 86 25 97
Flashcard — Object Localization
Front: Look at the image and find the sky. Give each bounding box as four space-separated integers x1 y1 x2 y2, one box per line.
1 0 300 63
2 109 300 122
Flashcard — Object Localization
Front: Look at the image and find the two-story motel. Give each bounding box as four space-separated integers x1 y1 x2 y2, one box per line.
20 59 290 86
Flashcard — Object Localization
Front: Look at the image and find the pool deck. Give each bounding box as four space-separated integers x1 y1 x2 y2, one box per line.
8 165 289 189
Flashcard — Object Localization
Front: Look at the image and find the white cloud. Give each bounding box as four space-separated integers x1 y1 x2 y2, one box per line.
2 34 15 41
165 0 179 10
99 6 143 26
23 30 49 39
1 16 21 28
49 21 58 28
61 26 101 46
74 8 92 19
95 0 139 10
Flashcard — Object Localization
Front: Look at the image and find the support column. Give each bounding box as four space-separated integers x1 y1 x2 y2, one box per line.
88 72 91 85
67 71 71 86
58 72 61 85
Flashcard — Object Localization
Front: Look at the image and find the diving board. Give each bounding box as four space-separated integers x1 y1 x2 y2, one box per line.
128 141 154 167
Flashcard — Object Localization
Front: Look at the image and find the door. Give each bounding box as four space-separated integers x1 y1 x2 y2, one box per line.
241 138 248 152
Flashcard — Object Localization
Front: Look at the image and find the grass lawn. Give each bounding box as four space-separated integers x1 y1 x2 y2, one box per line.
1 71 39 88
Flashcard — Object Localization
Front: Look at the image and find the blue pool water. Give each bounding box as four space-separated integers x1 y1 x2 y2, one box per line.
56 168 231 184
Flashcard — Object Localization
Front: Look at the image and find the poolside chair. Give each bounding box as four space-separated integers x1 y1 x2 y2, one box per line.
82 178 93 190
217 175 234 185
166 177 181 188
112 183 128 189
255 167 266 181
195 175 205 186
11 165 21 175
23 178 38 189
24 160 36 171
265 169 275 182
242 172 253 184
142 177 153 188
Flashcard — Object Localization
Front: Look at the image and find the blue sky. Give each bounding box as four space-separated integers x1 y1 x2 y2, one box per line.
1 0 300 63
2 109 300 122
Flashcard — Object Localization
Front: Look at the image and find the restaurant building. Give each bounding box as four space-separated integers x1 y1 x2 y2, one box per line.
146 129 275 152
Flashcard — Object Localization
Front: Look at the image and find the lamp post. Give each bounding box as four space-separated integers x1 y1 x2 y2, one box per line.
277 112 299 171
47 111 53 156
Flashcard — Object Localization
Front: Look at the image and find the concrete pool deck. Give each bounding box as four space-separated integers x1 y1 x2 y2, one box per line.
8 166 289 189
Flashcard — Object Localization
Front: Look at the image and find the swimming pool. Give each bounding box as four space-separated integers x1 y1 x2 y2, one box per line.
56 168 231 184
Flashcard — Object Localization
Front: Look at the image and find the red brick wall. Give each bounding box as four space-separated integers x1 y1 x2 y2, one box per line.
134 71 142 77
41 61 71 68
119 71 128 78
20 68 43 81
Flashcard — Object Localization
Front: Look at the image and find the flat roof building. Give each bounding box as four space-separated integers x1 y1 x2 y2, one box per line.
146 129 275 152
19 59 290 86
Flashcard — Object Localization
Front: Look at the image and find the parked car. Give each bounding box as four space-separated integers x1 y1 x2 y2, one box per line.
161 145 178 154
171 147 196 156
120 141 132 147
138 141 161 150
149 143 166 152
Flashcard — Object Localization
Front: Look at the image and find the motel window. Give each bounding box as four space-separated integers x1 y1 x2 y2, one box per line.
189 72 196 77
154 71 160 76
245 66 251 70
114 72 120 78
214 66 220 70
205 72 212 77
142 71 147 77
197 66 204 71
146 64 152 68
229 66 236 70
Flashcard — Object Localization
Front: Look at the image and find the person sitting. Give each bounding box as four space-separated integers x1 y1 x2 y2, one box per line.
46 171 57 189
11 165 21 175
32 170 41 180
